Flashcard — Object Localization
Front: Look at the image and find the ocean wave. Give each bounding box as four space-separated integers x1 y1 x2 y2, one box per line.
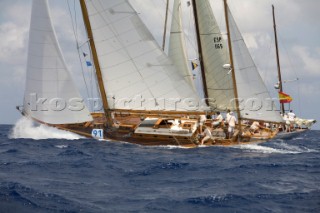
125 161 189 176
186 194 250 207
157 145 194 149
57 148 91 157
55 145 69 149
0 182 99 212
232 141 319 154
9 117 83 140
186 191 320 210
232 144 300 154
274 142 319 153
1 149 18 154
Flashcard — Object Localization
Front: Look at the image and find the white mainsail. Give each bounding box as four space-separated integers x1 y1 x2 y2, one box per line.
227 7 283 123
194 0 235 111
23 0 93 124
168 0 196 91
85 0 202 111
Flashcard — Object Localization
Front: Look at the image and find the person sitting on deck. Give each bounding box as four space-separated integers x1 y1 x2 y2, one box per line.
249 121 264 134
212 111 224 128
201 126 214 145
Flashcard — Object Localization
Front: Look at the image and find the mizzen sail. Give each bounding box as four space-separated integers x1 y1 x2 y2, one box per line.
227 6 283 123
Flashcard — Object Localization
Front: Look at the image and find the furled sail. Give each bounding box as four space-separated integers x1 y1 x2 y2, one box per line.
227 7 283 123
194 0 235 111
23 0 93 124
84 0 202 112
168 0 196 91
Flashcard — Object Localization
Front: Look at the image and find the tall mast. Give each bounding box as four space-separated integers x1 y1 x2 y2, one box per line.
79 0 113 127
191 0 209 104
162 0 170 51
223 0 242 127
272 5 285 115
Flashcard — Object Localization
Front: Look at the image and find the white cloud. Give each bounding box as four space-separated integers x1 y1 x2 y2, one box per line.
292 45 320 76
0 22 28 64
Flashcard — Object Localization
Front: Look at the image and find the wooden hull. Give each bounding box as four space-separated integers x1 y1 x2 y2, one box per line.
55 124 267 148
26 113 277 148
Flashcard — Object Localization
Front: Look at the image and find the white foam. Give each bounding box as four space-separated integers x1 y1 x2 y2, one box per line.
55 145 69 149
234 144 301 154
10 117 83 140
158 145 192 149
275 142 318 153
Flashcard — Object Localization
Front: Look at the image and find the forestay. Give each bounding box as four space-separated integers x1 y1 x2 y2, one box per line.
227 7 283 123
85 0 202 111
168 0 195 91
23 0 93 124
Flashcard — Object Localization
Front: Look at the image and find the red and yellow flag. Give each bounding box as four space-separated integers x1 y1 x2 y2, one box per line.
279 92 293 103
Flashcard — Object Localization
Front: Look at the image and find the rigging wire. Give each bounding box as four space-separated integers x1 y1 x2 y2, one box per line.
66 0 91 107
278 34 302 116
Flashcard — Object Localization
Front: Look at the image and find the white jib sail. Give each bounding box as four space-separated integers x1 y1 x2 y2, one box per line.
227 7 283 123
85 0 203 112
23 0 93 124
195 0 235 111
168 0 196 91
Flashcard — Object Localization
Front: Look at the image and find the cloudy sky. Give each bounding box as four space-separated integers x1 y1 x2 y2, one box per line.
0 0 319 129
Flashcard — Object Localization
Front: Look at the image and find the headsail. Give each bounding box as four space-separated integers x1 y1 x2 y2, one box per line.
23 0 93 124
84 0 202 112
194 0 235 111
168 0 196 91
227 6 283 123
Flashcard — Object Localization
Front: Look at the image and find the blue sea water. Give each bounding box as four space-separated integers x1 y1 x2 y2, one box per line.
0 121 319 212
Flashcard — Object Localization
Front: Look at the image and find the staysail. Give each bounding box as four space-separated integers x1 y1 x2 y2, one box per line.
23 0 93 124
194 0 235 111
168 0 196 91
84 0 202 112
227 6 283 123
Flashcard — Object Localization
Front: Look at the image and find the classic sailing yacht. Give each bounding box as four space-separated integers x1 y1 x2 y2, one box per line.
172 0 283 141
271 5 316 139
18 0 282 146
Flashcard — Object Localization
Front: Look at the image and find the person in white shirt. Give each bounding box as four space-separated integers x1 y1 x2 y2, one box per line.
283 113 291 132
212 111 224 127
226 109 231 125
250 121 263 134
227 112 237 139
287 110 296 121
201 126 213 145
199 114 207 134
287 110 296 130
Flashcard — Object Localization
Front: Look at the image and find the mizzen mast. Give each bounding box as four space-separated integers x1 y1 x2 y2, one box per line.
272 5 285 115
79 0 113 127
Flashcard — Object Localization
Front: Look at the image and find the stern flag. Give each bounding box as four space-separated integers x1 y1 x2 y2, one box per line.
191 61 198 70
279 92 293 103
